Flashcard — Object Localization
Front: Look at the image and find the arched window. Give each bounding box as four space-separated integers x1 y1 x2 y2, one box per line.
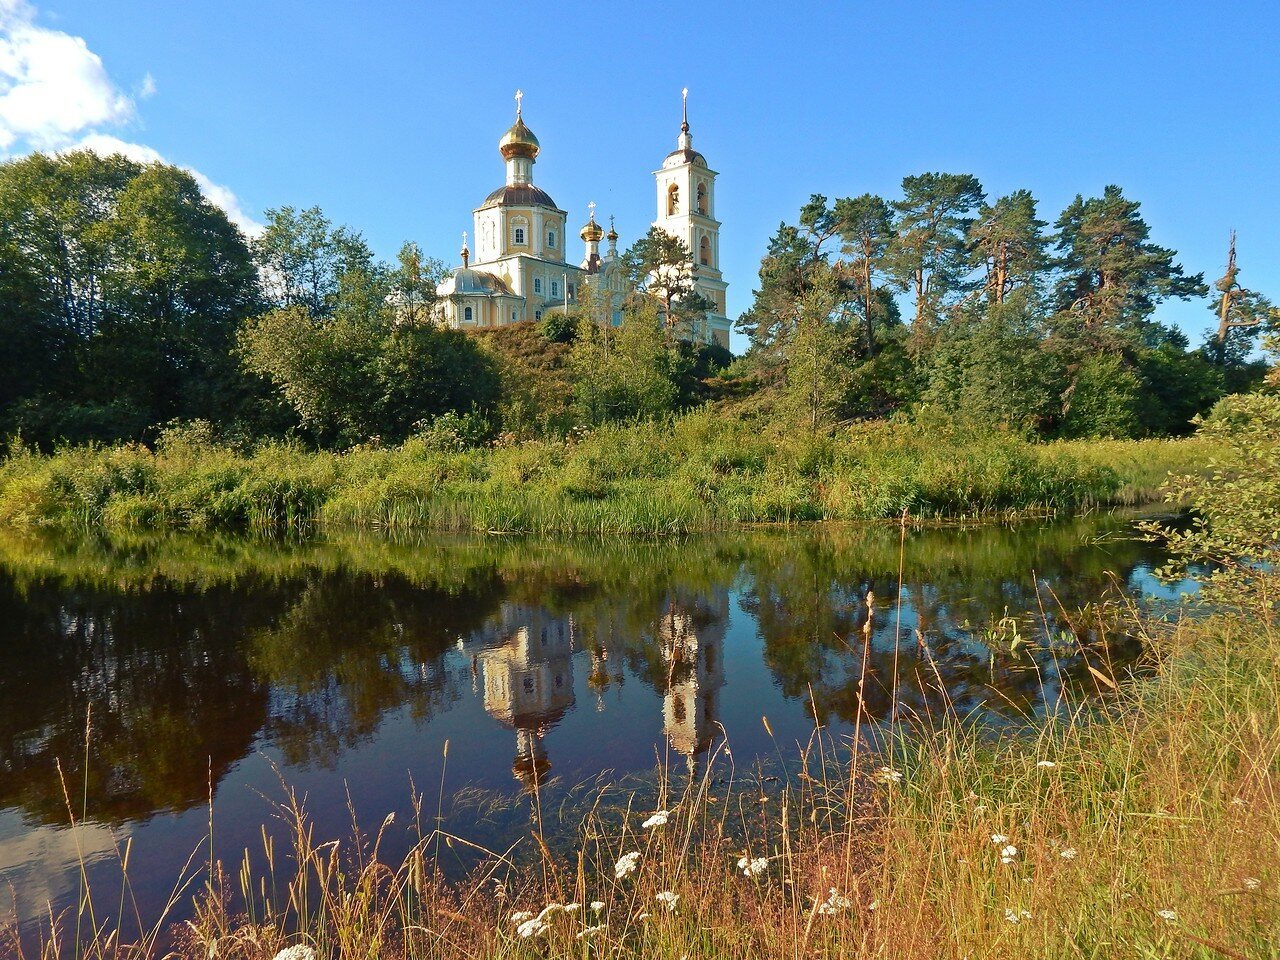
696 183 707 214
534 277 542 294
463 305 473 322
667 182 679 216
550 280 559 298
514 227 525 245
699 236 711 266
547 229 556 248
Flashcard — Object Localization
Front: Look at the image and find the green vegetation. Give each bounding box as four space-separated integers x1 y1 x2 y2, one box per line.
0 413 1220 534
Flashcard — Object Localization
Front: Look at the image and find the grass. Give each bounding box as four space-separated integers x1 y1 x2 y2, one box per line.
0 413 1217 534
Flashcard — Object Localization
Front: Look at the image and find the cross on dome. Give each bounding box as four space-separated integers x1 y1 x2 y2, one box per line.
514 89 523 118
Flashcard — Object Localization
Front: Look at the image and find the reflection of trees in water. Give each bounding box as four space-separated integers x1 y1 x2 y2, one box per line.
248 573 504 767
0 579 274 824
738 518 1160 726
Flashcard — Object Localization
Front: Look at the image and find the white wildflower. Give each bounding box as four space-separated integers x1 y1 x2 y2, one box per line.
536 903 564 921
655 891 679 911
614 851 641 880
1059 847 1078 860
272 947 316 960
509 911 534 923
576 924 606 939
1156 909 1178 923
1004 907 1032 923
564 902 581 914
990 834 1009 845
1036 760 1057 768
874 766 903 784
816 887 852 915
642 810 670 829
590 900 605 912
516 918 549 938
737 855 769 877
1000 844 1019 864
1243 877 1261 891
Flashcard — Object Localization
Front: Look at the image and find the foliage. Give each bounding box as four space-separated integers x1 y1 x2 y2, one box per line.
571 304 682 426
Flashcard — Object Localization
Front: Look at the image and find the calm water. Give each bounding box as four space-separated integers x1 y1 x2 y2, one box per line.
0 515 1191 934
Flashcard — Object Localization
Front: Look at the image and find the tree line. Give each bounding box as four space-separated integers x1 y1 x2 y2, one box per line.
0 150 1274 450
740 176 1278 436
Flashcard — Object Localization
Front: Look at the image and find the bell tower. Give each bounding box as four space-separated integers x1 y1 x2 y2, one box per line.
653 89 729 346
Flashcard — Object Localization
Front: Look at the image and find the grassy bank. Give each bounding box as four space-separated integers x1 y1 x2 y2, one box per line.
0 413 1214 534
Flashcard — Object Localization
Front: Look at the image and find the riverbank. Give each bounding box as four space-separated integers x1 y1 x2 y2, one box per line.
0 414 1214 534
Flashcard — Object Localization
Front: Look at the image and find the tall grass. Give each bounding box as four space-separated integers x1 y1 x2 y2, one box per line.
0 416 1214 534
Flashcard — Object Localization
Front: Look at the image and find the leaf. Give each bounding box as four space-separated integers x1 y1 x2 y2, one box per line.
1088 664 1118 691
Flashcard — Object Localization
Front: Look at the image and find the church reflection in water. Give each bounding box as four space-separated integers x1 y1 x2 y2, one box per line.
659 596 727 774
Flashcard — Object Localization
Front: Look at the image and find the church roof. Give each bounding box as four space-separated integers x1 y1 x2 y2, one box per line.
481 184 559 209
438 267 513 297
663 147 707 168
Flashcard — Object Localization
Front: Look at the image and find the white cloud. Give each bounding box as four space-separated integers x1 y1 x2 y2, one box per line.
0 0 132 149
74 133 264 236
0 3 261 236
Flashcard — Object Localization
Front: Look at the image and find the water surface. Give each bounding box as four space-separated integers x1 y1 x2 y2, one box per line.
0 515 1189 934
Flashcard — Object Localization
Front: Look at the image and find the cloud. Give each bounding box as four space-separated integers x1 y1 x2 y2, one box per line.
0 2 261 236
0 0 132 149
74 133 264 236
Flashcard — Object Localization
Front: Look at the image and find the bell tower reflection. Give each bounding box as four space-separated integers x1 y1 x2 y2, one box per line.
658 594 727 773
475 605 576 790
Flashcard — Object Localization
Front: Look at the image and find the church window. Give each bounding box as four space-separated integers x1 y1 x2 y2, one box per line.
567 283 575 298
547 229 556 248
697 183 707 214
535 310 542 320
551 280 559 298
523 677 534 694
699 236 711 266
667 182 679 216
463 305 473 322
534 277 542 294
514 227 525 244
511 310 517 321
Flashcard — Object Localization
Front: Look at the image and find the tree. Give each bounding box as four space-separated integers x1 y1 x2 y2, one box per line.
389 241 446 326
967 190 1051 306
784 267 855 433
1052 185 1207 351
622 226 714 343
888 173 985 352
571 302 680 425
253 206 376 317
834 194 895 355
1204 231 1276 371
736 222 821 353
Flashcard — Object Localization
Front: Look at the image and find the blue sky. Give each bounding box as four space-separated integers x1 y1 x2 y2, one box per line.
3 0 1278 352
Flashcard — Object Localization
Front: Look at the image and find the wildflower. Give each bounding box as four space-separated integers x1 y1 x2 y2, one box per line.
874 766 903 785
576 924 606 939
1244 877 1261 891
564 903 581 914
272 948 316 960
614 851 641 880
816 888 852 915
642 809 670 829
738 855 769 877
536 903 564 921
590 900 605 912
1156 909 1178 923
509 911 534 923
1059 847 1078 860
655 891 679 911
1000 844 1019 864
1036 760 1057 768
1004 908 1032 923
516 918 549 938
990 834 1009 845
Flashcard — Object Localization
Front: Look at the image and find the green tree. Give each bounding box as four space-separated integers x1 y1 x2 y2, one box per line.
834 194 895 356
967 190 1051 306
1202 232 1276 386
253 206 376 317
785 267 855 433
1052 185 1207 351
571 303 680 424
1059 352 1144 438
621 227 710 337
736 222 821 353
389 241 446 326
888 173 985 352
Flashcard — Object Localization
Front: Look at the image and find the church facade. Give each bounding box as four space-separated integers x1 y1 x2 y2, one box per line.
435 92 730 348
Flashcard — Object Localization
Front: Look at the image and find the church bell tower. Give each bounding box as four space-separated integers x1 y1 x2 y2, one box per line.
653 89 729 347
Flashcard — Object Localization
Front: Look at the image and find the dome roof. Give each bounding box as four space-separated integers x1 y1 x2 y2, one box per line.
663 147 707 168
481 184 558 209
437 267 513 297
499 116 540 160
580 215 604 243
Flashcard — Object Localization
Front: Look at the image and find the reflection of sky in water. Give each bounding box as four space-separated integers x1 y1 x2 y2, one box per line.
0 516 1198 936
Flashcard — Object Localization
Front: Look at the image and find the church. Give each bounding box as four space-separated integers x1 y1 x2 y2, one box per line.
434 91 731 348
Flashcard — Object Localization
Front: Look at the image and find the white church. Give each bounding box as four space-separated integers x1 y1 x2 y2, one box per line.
434 91 731 348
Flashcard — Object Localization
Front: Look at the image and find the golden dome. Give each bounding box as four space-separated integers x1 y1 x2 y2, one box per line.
580 215 604 243
499 116 540 160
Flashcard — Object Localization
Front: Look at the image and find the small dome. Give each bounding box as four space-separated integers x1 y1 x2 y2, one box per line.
481 184 558 209
663 147 706 169
499 116 540 160
580 216 604 243
606 221 618 242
